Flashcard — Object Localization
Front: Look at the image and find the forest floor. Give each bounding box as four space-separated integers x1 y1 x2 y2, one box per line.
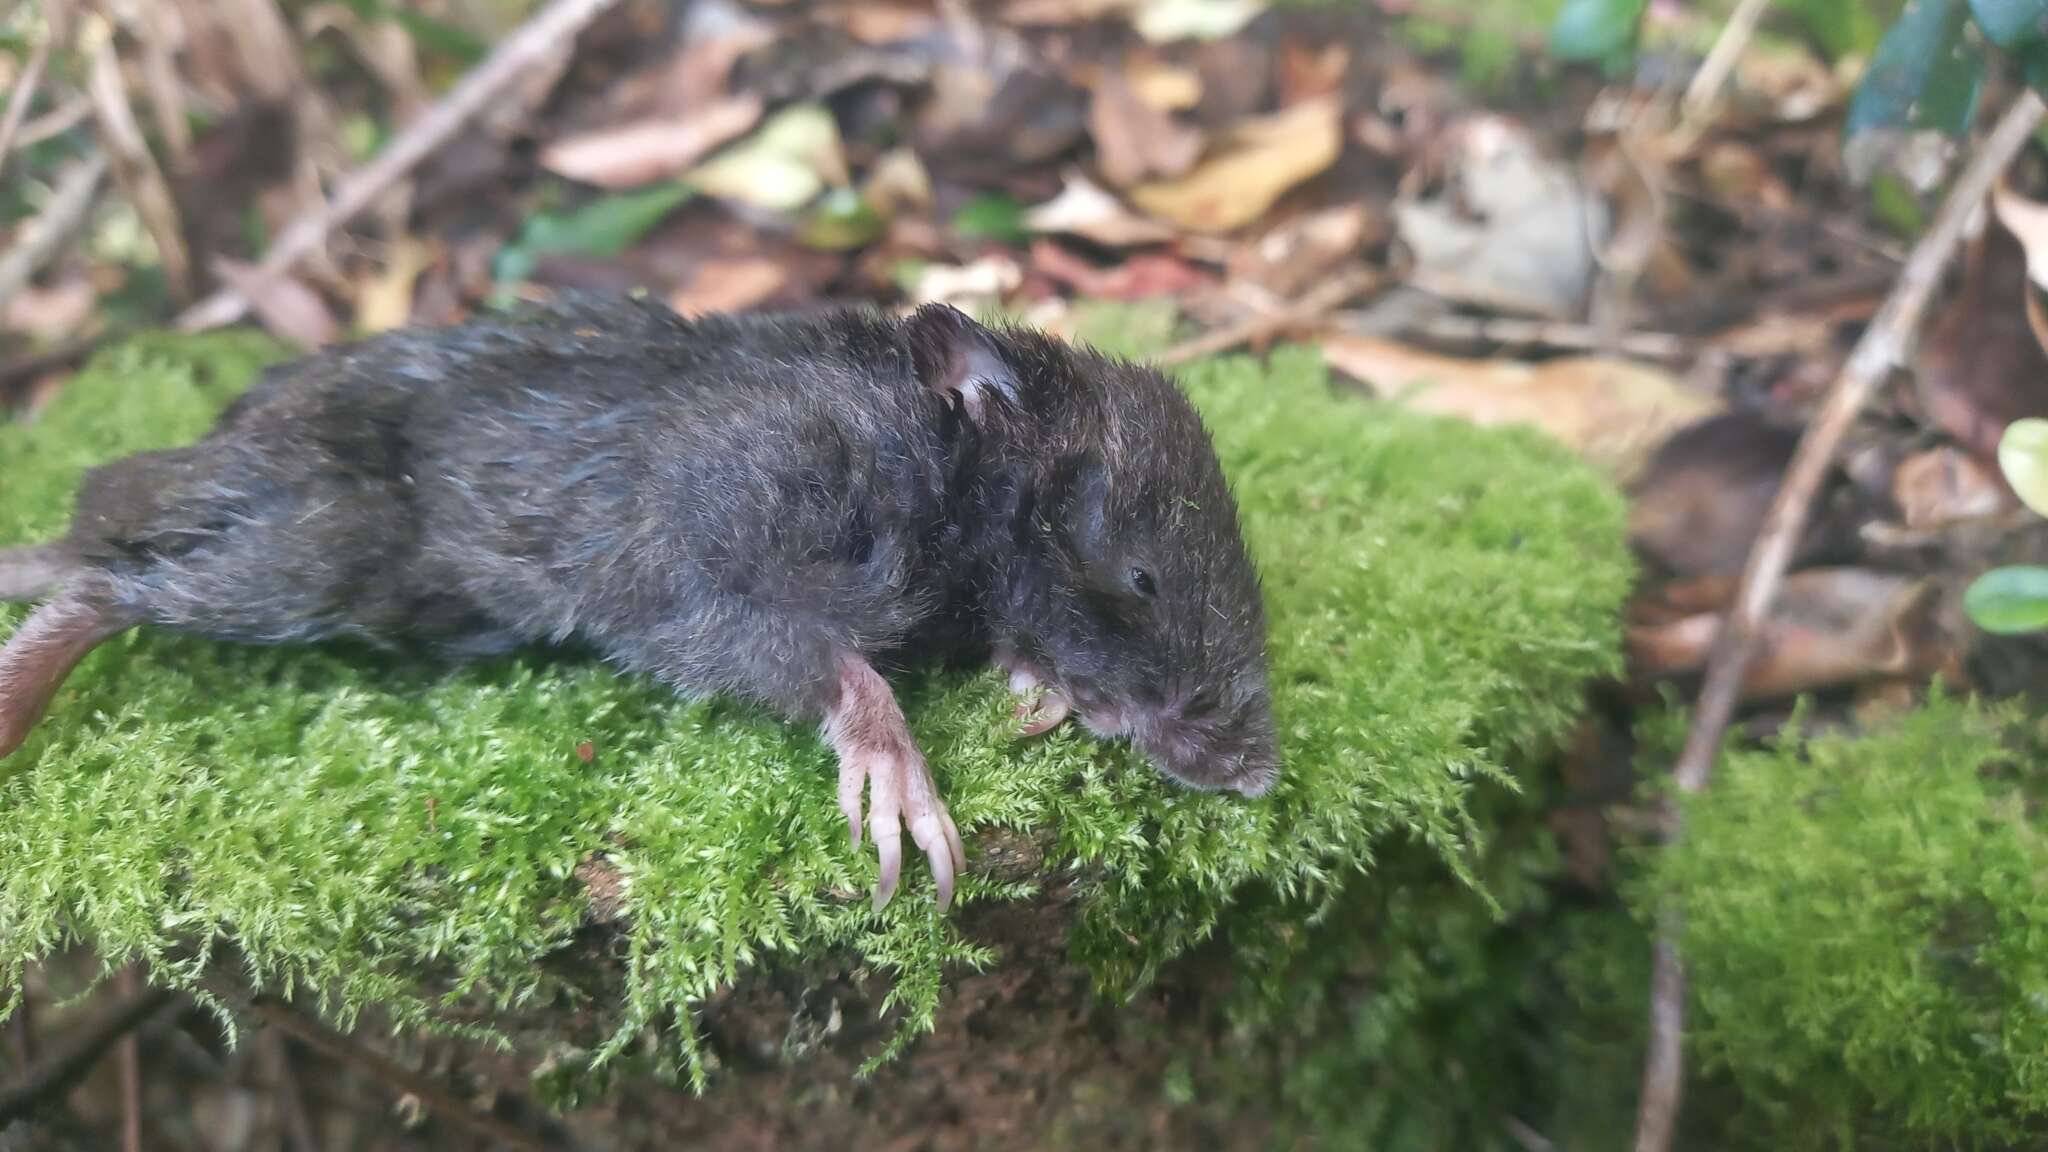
7 0 2048 1147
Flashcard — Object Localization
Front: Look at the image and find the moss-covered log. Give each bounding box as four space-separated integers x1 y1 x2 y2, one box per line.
0 319 1633 1146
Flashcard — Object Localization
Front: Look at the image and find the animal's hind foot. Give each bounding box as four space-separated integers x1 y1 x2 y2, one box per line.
0 592 133 759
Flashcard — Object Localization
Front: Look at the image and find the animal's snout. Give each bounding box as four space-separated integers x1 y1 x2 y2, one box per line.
1133 699 1279 797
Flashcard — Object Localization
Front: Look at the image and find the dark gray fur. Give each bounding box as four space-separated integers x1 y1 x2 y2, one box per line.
3 295 1278 793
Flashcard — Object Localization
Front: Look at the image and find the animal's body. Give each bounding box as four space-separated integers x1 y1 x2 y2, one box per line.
0 295 1278 908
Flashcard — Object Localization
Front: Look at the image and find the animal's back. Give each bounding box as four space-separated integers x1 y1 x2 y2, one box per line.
65 297 969 686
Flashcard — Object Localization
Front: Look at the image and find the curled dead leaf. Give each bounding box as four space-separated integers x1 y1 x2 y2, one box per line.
1891 445 2012 530
1629 568 1952 702
1130 96 1340 234
1322 335 1719 483
1090 72 1204 188
1396 114 1608 319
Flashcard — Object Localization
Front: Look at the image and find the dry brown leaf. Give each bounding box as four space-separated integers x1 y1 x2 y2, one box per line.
1026 172 1176 247
302 3 429 121
1030 240 1211 299
1131 96 1341 234
1991 179 2048 358
355 238 431 334
1090 72 1204 188
1278 42 1348 105
1891 445 2012 530
1915 201 2048 459
1629 568 1949 701
213 258 339 350
1323 335 1719 482
828 1 939 43
668 256 790 315
542 96 764 190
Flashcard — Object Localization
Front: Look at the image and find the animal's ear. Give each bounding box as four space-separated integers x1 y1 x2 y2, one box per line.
906 303 1019 424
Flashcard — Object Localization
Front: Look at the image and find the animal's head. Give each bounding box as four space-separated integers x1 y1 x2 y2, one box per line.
908 304 1279 797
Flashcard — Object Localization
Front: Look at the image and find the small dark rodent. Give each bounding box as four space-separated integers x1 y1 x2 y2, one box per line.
0 295 1278 909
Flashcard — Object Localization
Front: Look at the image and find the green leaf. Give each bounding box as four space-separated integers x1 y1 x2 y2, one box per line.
1963 565 2048 633
493 182 696 291
1847 0 1985 141
951 193 1027 244
799 188 886 251
1547 0 1648 63
1967 0 2048 49
1997 417 2048 517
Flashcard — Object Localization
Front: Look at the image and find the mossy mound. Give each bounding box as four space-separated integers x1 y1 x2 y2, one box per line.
1653 693 2048 1147
0 322 1631 1082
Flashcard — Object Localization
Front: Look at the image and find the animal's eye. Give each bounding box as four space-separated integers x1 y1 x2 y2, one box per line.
1128 566 1157 598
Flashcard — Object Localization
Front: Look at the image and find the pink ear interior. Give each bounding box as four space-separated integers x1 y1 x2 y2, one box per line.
906 304 1018 423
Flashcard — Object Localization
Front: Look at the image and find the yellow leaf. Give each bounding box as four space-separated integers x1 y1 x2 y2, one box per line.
1130 97 1339 234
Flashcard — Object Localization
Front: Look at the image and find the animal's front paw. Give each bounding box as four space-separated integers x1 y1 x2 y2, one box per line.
823 653 967 911
994 647 1072 739
834 741 966 911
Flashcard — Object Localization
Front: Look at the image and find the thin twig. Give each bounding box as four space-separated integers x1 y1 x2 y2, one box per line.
175 0 623 334
268 1031 319 1152
0 150 108 310
212 984 558 1152
13 94 92 150
0 25 51 187
1679 0 1774 137
1630 89 2048 1152
0 983 176 1122
1343 311 1690 362
115 969 141 1152
84 14 191 300
1157 266 1383 367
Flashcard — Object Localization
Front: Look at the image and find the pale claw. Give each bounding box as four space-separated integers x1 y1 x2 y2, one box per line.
824 653 969 911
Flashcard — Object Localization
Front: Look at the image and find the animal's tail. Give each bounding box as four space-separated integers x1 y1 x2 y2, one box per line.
0 543 75 604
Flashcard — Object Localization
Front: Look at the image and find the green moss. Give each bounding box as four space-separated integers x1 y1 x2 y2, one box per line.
0 324 1631 1086
1653 693 2048 1146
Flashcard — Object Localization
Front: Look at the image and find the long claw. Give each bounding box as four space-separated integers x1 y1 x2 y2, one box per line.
872 823 903 912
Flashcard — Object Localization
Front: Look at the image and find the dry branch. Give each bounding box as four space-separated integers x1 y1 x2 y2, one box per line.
175 0 624 334
219 987 561 1152
0 150 108 310
0 982 176 1123
1630 89 2048 1152
0 23 51 188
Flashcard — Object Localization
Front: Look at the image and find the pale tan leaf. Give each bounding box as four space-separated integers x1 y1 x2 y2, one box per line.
1132 0 1265 42
668 256 789 316
213 258 339 350
1130 96 1340 234
542 96 764 190
1026 172 1176 247
1322 335 1719 482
